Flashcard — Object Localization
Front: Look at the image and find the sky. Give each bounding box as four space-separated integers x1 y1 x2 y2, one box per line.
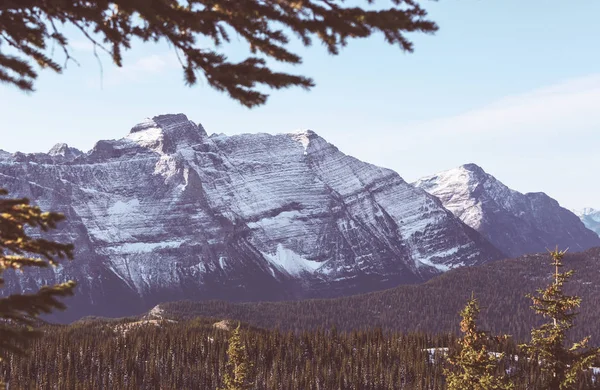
0 0 599 210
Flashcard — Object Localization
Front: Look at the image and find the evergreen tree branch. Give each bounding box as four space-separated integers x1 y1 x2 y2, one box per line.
0 0 438 107
0 188 77 364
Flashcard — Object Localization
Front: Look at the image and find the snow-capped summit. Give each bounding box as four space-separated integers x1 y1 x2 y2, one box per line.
129 113 207 138
0 114 503 321
574 208 600 237
127 113 207 152
86 114 209 161
414 164 600 257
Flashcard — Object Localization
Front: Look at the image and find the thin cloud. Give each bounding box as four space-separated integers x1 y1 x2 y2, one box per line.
403 73 600 138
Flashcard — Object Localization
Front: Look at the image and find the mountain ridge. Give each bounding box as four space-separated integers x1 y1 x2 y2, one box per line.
414 163 600 257
0 113 503 322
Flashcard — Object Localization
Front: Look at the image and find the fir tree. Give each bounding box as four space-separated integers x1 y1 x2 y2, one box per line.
0 188 76 386
221 323 253 390
444 294 513 390
0 0 437 107
520 248 600 390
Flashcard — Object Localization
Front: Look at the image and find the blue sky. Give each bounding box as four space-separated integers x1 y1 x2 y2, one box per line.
1 0 599 210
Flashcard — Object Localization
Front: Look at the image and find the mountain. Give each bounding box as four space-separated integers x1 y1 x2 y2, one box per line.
413 164 600 257
574 208 600 237
153 247 600 344
0 114 503 322
47 143 84 160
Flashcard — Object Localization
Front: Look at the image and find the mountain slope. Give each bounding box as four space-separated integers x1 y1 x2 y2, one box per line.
0 114 503 321
413 164 600 257
155 247 600 343
574 208 600 237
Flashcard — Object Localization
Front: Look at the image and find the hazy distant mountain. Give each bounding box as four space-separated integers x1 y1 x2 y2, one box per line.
0 114 502 321
414 164 600 257
574 208 600 237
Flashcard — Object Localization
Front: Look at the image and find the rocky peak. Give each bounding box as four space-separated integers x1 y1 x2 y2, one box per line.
460 163 486 175
414 164 600 257
458 164 493 186
287 130 318 155
127 113 207 153
130 113 205 136
416 163 487 189
48 143 83 159
86 114 208 161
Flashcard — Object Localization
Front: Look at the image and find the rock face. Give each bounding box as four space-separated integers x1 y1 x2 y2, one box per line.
414 164 600 257
574 208 600 237
0 114 503 322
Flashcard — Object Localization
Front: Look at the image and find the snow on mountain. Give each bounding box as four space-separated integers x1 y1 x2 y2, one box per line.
574 208 600 237
0 114 503 321
414 164 600 257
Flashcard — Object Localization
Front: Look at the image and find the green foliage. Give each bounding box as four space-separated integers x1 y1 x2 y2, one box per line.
0 0 438 107
0 188 76 386
221 323 253 390
444 295 513 390
520 248 600 390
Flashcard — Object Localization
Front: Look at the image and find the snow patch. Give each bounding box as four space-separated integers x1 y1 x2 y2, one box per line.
417 257 451 272
288 130 312 155
262 244 322 276
126 126 163 147
108 199 140 214
108 240 185 254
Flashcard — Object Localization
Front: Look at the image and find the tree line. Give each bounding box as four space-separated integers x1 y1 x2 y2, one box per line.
158 247 600 343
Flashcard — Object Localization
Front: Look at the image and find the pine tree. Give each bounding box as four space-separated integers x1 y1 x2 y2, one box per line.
221 323 253 390
0 0 437 107
520 248 600 390
0 188 76 386
444 294 513 390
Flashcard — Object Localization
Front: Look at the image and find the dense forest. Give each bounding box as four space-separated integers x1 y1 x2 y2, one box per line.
153 248 600 343
2 316 599 389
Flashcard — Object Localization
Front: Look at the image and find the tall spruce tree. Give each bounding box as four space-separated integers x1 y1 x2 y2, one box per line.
444 294 513 390
0 0 437 107
520 248 600 390
221 323 253 390
0 189 76 381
